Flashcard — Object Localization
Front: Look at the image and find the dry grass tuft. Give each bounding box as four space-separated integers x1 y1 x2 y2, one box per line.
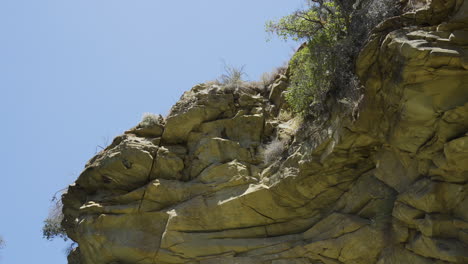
218 64 246 90
260 66 287 88
140 113 163 127
263 139 286 164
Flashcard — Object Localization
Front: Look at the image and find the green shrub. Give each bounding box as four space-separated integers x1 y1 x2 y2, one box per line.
43 195 68 241
266 0 347 115
266 0 399 116
286 43 332 113
43 217 67 241
266 1 347 42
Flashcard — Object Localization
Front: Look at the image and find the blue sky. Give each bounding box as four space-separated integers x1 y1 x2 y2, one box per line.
0 1 302 263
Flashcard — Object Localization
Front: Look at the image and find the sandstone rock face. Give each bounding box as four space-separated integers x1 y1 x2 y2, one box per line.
63 1 468 263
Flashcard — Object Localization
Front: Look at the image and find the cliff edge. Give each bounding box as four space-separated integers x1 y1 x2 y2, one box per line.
62 1 468 263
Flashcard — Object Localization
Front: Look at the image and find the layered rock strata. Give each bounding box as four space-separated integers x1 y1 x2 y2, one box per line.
63 1 468 263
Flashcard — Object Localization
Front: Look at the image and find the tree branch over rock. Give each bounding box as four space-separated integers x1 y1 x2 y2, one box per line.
265 0 399 116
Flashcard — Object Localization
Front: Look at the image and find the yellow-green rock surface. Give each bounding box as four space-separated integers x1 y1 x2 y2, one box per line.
63 1 468 263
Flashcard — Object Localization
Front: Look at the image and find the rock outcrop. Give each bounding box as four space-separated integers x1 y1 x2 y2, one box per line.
63 1 468 263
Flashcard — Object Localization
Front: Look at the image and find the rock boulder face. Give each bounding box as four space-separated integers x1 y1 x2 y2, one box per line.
63 1 468 263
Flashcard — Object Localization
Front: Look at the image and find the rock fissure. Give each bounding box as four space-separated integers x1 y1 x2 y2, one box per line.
241 202 276 222
137 149 159 213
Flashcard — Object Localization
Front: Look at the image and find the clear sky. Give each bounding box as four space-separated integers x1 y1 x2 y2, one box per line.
0 1 302 263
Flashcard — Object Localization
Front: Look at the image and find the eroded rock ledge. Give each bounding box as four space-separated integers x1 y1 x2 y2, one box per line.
63 1 468 263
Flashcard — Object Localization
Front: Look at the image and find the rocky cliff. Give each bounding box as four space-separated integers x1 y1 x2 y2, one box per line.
62 1 468 263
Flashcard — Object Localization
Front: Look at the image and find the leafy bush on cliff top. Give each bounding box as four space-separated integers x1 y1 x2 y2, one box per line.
266 0 399 116
266 0 347 115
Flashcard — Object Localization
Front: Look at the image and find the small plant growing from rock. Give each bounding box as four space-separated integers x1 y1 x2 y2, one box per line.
43 192 68 241
278 109 293 122
263 139 286 164
43 196 78 259
218 63 246 90
139 113 164 127
261 66 287 87
259 66 288 95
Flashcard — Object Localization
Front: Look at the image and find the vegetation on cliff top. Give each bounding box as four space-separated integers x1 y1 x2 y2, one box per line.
41 0 401 250
266 0 399 116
